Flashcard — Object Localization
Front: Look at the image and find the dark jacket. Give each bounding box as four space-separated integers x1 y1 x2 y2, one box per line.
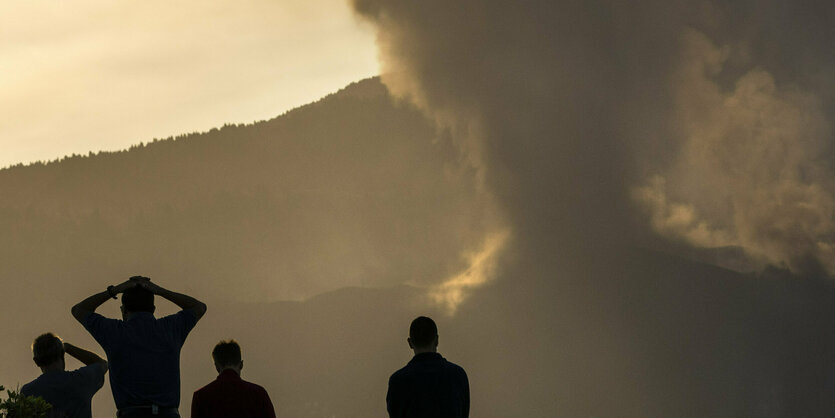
386 352 469 418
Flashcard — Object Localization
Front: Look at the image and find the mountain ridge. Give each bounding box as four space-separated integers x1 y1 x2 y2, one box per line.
0 76 491 302
0 78 389 172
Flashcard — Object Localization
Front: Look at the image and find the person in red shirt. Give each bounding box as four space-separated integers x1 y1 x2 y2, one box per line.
191 340 276 418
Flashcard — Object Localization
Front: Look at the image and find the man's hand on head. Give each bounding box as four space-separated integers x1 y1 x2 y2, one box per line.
136 278 165 295
134 279 205 318
113 279 139 294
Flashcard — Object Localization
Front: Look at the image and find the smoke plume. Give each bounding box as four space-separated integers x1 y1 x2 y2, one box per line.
636 27 835 275
351 0 835 277
350 1 835 414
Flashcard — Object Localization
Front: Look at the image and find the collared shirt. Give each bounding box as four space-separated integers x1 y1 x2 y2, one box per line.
20 363 107 418
191 369 276 418
83 310 198 409
386 352 470 418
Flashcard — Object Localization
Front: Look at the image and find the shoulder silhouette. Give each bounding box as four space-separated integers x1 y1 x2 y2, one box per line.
191 339 276 418
20 333 107 418
386 316 470 418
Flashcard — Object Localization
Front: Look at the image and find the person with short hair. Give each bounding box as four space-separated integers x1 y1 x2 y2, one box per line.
21 332 108 418
386 316 470 418
72 276 207 418
191 339 276 418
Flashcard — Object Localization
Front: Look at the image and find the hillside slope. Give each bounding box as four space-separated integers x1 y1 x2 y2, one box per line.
0 77 491 303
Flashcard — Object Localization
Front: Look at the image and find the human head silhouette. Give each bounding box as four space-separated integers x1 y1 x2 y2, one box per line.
212 339 244 374
32 333 65 370
408 316 438 354
121 285 155 318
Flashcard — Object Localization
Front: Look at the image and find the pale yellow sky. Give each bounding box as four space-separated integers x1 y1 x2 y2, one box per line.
0 0 379 168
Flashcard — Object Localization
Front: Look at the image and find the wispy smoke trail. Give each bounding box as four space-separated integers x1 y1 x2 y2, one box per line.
431 229 510 314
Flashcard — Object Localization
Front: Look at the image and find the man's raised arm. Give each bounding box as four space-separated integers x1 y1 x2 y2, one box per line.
136 278 207 320
71 279 136 323
63 342 107 367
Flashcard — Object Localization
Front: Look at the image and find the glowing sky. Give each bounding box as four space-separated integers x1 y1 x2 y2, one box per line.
0 0 378 169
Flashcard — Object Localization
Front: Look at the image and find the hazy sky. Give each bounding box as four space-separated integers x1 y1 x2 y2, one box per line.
0 0 378 169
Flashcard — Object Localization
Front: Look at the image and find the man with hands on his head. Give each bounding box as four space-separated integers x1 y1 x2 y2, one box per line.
72 276 207 418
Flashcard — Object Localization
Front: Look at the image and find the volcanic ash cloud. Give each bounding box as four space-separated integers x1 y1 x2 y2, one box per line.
352 0 835 278
635 28 835 275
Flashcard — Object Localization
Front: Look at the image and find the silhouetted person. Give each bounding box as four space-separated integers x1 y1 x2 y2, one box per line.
191 340 276 418
386 316 469 418
71 276 207 418
21 332 108 418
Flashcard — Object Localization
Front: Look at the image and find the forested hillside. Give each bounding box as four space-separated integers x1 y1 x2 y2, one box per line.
0 78 491 303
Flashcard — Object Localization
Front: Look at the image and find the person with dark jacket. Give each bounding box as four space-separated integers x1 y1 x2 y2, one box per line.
386 316 469 418
72 276 206 418
191 340 276 418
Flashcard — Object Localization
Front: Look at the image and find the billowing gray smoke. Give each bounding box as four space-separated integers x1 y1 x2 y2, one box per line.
350 0 835 416
351 0 835 280
636 26 835 275
353 0 642 254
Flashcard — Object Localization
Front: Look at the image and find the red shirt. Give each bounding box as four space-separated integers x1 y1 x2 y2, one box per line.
191 369 276 418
